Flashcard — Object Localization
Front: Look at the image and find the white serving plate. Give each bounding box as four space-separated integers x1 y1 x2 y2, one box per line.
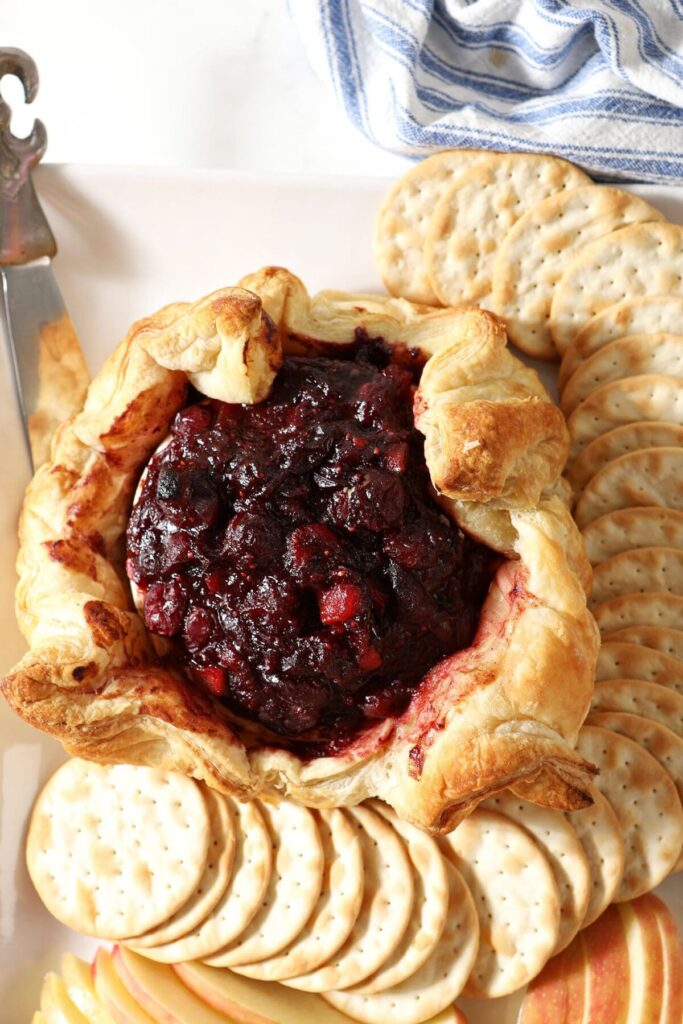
1 165 682 1023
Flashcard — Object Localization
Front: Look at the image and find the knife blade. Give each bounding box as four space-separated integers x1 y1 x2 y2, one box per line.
0 47 87 472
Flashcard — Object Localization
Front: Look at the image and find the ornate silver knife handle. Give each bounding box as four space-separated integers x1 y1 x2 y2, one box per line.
0 47 55 265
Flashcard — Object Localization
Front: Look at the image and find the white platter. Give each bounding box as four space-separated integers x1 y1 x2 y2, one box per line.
1 165 682 1022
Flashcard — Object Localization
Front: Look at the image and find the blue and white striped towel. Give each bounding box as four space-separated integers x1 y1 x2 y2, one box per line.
290 1 683 183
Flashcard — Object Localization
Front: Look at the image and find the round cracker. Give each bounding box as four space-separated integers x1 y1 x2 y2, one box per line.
562 334 683 416
565 788 625 928
605 625 683 664
132 797 272 962
351 801 449 994
282 804 414 993
374 149 484 305
205 800 324 968
26 760 210 940
323 859 478 1024
131 787 236 947
233 808 363 982
575 725 683 899
582 508 683 565
589 547 683 608
424 152 590 307
575 448 683 529
567 375 683 466
594 591 683 635
597 641 683 696
551 222 683 352
441 807 561 999
559 296 683 392
483 791 590 955
491 186 661 360
566 421 683 491
591 678 683 740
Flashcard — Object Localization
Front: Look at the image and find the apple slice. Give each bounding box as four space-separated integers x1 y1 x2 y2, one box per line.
93 948 157 1024
61 953 116 1024
582 904 630 1023
114 947 232 1024
650 894 683 1024
617 898 664 1024
517 933 586 1024
175 959 375 1023
41 972 90 1024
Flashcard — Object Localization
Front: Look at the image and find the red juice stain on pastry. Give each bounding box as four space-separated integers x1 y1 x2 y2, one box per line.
125 336 497 757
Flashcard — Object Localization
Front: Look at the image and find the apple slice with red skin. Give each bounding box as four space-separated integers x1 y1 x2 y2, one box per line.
517 932 586 1024
649 894 683 1024
616 898 663 1024
113 947 230 1024
93 948 157 1024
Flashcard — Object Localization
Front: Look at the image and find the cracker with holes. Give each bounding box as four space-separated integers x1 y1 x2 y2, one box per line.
204 801 324 968
482 791 590 955
26 759 210 940
582 509 683 565
551 222 683 352
575 725 683 900
596 641 683 695
441 807 561 998
594 592 683 635
591 678 683 741
565 789 625 928
606 625 683 664
131 787 236 947
590 547 683 607
574 448 683 529
562 335 683 416
558 296 683 392
133 797 272 963
233 808 364 982
323 860 478 1024
491 186 661 360
567 375 683 466
282 804 414 993
424 152 590 307
374 149 484 305
353 801 450 994
567 422 683 491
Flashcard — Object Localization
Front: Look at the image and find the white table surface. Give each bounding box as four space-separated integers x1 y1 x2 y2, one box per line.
0 0 411 178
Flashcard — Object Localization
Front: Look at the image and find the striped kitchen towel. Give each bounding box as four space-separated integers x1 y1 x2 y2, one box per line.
290 0 683 183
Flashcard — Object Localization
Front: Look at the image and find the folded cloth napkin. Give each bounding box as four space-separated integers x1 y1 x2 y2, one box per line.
290 0 683 183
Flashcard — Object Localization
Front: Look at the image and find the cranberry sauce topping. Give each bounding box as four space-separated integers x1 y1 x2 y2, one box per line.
126 338 497 756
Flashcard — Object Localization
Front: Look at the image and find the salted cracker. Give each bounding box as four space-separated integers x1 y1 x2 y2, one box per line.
596 641 683 696
591 678 683 741
352 801 450 994
233 808 363 982
282 804 414 993
562 335 683 416
567 375 683 466
323 860 478 1024
26 760 209 940
131 787 235 948
374 149 485 305
483 791 590 955
575 725 683 899
582 508 683 565
593 592 683 635
605 625 683 664
551 222 683 352
559 296 683 392
589 546 683 608
567 422 683 492
133 797 272 962
424 152 590 307
575 448 683 530
205 800 324 968
491 186 661 360
441 807 561 999
565 789 625 928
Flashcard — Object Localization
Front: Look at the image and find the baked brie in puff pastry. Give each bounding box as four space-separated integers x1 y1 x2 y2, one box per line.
3 267 599 833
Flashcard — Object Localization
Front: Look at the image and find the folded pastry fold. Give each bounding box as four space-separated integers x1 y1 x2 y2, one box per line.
3 268 599 833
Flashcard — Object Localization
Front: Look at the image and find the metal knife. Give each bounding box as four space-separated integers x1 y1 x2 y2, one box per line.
0 46 86 472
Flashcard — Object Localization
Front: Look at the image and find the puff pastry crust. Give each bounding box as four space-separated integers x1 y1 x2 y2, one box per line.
3 268 599 833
